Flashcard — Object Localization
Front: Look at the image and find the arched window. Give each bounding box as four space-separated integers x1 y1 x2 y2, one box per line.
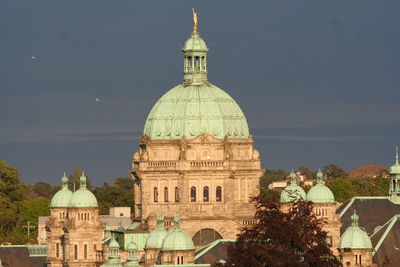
203 186 209 202
216 186 222 202
154 187 158 202
191 186 196 202
164 187 169 202
175 187 179 202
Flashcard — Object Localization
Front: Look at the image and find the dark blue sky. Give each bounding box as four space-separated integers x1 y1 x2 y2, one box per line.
1 1 399 185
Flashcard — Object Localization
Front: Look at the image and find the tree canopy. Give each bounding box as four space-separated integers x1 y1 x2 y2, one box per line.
215 195 341 267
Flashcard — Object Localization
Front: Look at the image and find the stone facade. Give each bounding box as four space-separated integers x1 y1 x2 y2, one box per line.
130 134 262 243
313 202 342 255
338 248 376 267
46 206 103 267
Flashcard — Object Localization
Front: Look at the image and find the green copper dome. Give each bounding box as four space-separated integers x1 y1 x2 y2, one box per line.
390 147 400 174
161 216 194 251
145 215 169 249
50 173 73 207
143 25 249 140
70 172 98 207
339 211 372 249
183 31 208 51
109 238 120 250
280 171 306 203
127 241 138 251
306 170 335 203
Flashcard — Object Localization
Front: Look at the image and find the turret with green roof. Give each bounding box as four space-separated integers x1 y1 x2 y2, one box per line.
124 241 140 267
100 234 123 267
339 211 372 249
50 173 73 207
280 171 306 203
306 169 335 203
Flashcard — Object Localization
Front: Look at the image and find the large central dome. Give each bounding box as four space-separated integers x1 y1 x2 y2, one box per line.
144 83 249 140
143 23 249 140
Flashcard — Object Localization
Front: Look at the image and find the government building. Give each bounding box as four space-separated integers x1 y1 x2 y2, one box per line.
1 10 400 267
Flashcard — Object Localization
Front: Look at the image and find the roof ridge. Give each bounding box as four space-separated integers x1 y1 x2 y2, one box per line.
372 214 400 256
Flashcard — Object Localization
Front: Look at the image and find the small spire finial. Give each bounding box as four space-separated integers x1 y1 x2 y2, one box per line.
316 169 323 184
351 210 359 226
61 172 69 189
79 171 87 189
174 215 182 230
396 146 399 165
192 8 198 33
289 170 297 184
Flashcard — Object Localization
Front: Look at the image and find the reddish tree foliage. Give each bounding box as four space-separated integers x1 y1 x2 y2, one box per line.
214 195 342 267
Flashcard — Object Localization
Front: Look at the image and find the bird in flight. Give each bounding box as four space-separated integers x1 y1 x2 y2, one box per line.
31 56 37 61
95 98 101 103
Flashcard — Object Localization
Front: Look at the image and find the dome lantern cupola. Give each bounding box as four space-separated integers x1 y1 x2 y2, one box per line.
101 234 123 267
125 241 140 267
389 147 400 203
306 169 335 203
280 170 306 203
50 173 73 208
183 8 209 85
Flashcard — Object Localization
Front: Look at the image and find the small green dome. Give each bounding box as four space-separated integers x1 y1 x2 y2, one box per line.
306 184 335 203
117 226 125 231
70 172 98 207
51 173 73 207
280 171 306 203
145 215 169 249
306 170 335 203
109 238 120 249
183 32 208 51
339 211 372 249
127 241 138 251
161 216 194 251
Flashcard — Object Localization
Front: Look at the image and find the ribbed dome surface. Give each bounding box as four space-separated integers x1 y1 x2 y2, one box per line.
144 83 249 140
183 32 208 51
339 212 372 249
306 184 335 203
109 238 120 249
145 226 168 249
280 184 306 203
70 189 98 207
50 174 73 207
51 188 73 207
161 229 194 251
127 241 138 251
339 226 372 249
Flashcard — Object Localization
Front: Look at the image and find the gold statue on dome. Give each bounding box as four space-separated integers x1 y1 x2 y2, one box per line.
192 8 198 32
